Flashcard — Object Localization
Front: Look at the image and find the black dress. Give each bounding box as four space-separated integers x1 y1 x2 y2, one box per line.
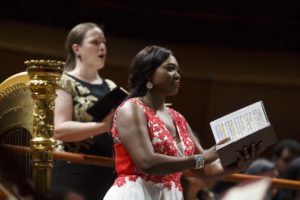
51 73 116 200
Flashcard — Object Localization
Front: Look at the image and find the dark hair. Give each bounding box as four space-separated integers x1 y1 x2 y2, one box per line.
128 45 173 98
272 139 300 158
277 157 300 200
64 22 103 72
244 158 275 176
284 156 300 180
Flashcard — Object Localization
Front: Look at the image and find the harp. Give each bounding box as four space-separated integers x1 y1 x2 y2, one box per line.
0 60 63 193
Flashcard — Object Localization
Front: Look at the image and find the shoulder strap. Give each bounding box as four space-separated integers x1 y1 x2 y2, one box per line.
104 79 117 91
60 73 78 95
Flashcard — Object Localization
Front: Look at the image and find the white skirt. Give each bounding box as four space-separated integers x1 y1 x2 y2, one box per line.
103 176 183 200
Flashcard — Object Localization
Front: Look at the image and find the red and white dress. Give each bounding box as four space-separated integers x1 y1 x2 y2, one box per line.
103 98 196 200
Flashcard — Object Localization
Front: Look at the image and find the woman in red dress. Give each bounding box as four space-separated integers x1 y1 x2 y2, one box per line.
104 45 261 200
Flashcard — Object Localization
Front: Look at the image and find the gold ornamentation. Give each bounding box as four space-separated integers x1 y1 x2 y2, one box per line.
26 59 64 192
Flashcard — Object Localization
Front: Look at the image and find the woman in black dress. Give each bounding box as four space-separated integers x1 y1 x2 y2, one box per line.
51 22 116 200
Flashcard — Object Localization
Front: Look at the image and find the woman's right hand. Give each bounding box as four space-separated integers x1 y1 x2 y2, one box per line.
236 141 264 171
203 146 219 164
204 138 230 164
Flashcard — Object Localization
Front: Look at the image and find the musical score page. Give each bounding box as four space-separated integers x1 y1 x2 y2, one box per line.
210 101 270 145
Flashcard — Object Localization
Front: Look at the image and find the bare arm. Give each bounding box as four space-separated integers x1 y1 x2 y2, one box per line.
186 124 261 181
54 89 112 142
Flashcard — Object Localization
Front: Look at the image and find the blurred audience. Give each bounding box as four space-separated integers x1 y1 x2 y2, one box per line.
244 158 278 178
275 157 300 200
221 178 271 200
272 139 300 177
244 158 278 200
181 176 215 200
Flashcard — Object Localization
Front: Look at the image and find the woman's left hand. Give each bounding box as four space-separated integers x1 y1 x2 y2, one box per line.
236 141 264 171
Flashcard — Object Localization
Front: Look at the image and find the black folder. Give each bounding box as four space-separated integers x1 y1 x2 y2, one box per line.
87 87 128 122
217 125 277 166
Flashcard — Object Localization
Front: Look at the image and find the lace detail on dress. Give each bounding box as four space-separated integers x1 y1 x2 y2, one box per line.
111 98 195 191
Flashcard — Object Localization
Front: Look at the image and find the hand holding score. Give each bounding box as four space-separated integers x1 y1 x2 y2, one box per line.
236 141 264 170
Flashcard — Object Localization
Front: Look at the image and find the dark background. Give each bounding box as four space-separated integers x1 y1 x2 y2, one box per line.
2 0 300 51
1 1 300 155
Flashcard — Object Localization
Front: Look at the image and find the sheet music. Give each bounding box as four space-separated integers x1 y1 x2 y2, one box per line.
210 101 270 145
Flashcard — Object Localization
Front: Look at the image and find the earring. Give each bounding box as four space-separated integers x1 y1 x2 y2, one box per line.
146 81 153 89
76 55 81 59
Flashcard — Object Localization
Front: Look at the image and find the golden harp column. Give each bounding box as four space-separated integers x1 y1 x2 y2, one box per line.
25 60 64 193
